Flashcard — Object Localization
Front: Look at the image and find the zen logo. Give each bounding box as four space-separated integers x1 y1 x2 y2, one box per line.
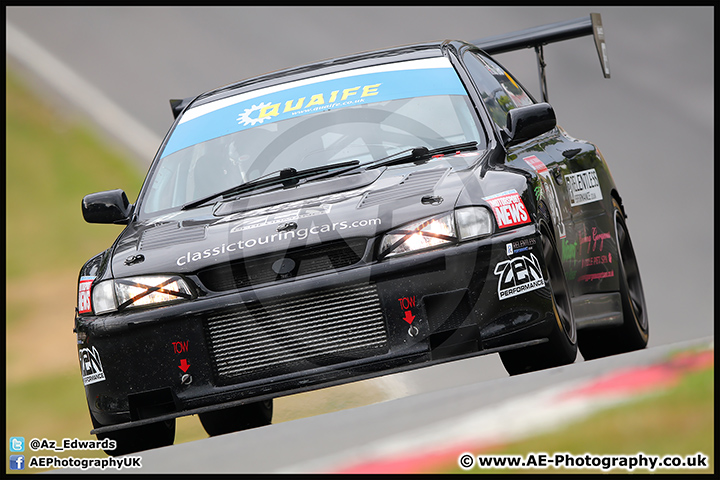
494 253 545 300
79 346 106 385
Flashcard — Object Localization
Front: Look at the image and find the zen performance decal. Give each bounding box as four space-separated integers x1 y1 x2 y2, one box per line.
483 189 530 229
493 253 546 300
565 168 603 206
161 57 467 158
79 346 105 385
177 217 381 266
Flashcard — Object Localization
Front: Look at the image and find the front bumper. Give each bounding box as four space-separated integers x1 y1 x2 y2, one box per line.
77 224 557 433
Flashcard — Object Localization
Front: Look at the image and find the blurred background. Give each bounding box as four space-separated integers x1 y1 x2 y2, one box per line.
6 6 713 472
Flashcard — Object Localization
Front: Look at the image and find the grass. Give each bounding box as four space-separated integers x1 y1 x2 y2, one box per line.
5 66 144 473
5 67 144 283
440 363 714 474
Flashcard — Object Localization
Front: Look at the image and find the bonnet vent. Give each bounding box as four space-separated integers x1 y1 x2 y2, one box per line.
139 222 206 250
357 168 448 208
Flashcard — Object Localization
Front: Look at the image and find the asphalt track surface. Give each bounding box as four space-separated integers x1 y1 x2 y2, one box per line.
6 6 714 473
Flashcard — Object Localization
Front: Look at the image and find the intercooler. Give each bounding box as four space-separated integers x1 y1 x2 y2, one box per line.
204 283 388 383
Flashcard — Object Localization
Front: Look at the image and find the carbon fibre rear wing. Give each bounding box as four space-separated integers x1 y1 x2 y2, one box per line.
472 13 610 102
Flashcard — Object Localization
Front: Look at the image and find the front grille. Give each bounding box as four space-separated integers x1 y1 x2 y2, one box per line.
197 238 367 292
205 284 388 383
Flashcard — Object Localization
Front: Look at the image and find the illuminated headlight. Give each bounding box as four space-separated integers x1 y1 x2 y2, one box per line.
379 207 493 259
92 275 193 314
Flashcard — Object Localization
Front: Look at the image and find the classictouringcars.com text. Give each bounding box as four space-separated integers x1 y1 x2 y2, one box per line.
177 218 381 266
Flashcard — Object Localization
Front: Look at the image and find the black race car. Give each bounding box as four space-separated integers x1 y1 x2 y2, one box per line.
75 13 647 454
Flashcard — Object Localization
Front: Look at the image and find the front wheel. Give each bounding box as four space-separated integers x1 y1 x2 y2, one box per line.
578 198 648 360
500 224 577 375
199 399 273 437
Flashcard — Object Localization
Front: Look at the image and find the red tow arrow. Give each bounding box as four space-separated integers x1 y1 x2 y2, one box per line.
179 359 190 372
402 310 415 324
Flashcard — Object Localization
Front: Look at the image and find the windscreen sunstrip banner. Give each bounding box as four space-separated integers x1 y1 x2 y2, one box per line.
161 57 467 158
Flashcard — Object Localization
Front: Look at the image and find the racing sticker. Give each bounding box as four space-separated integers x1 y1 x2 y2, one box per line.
493 253 546 300
523 155 566 239
229 205 332 233
162 57 467 158
79 346 106 385
483 190 531 229
565 168 603 206
505 237 537 256
78 276 95 314
577 224 614 282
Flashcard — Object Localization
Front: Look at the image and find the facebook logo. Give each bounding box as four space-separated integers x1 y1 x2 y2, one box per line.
10 455 25 470
10 436 25 452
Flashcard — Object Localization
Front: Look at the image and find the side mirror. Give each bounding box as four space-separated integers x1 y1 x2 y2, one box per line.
82 189 132 224
503 102 557 148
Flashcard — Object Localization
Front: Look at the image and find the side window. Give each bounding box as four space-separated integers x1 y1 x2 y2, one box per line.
463 51 534 129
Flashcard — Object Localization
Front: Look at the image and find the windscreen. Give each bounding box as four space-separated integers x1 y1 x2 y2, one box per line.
141 57 485 215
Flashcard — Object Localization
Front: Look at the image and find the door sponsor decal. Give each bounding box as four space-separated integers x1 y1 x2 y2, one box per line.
483 189 530 229
565 168 603 206
494 253 546 300
577 224 615 282
79 346 106 385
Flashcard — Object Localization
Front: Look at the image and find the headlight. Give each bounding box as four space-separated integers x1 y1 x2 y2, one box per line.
379 207 493 259
92 275 193 314
379 213 456 258
455 206 493 240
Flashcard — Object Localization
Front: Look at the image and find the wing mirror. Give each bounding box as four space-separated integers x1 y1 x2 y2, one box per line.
502 102 557 148
82 189 132 224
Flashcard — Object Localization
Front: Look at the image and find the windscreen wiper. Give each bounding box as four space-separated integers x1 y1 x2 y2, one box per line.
363 141 479 170
181 159 360 211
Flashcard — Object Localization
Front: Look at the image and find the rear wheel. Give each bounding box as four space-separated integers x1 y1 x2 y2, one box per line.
500 223 577 375
578 198 648 360
89 407 175 455
199 400 273 437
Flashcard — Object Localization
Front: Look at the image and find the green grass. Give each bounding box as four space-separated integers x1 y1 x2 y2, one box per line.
5 68 145 282
441 365 714 474
5 65 145 473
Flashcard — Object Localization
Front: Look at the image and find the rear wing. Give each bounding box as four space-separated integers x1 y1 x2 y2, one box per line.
472 13 610 102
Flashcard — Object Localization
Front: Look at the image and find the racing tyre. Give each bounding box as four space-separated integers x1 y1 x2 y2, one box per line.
578 198 648 360
199 399 273 437
89 408 175 455
500 222 577 375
